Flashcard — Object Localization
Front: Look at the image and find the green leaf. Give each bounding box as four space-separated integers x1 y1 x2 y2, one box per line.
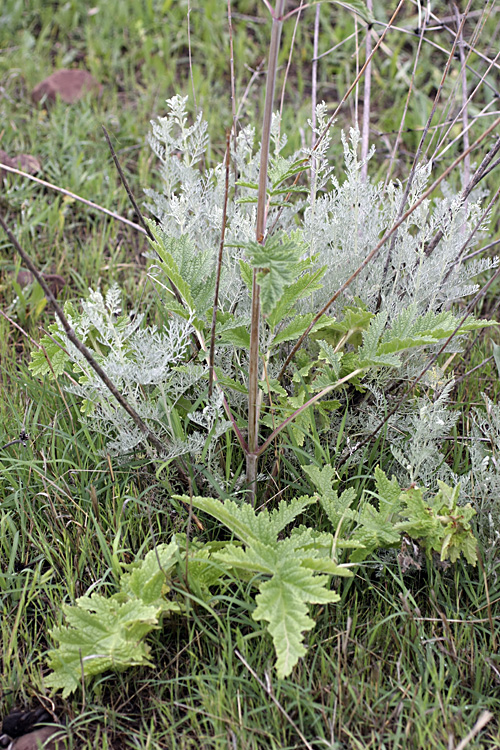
236 180 258 190
239 259 253 291
46 594 169 697
259 378 288 397
319 489 357 529
186 496 256 542
214 311 251 335
120 542 178 604
29 333 70 378
214 541 277 575
147 223 216 317
185 494 341 677
350 504 402 563
213 369 249 394
287 525 356 569
348 469 404 562
270 157 309 190
187 495 315 547
400 487 439 539
378 307 498 359
46 542 181 696
360 311 390 360
373 466 402 515
271 314 317 347
148 228 196 311
260 390 315 447
400 482 477 565
253 564 339 678
318 342 343 378
493 342 500 378
235 196 258 205
218 326 251 349
155 296 195 323
311 303 373 349
267 266 326 330
181 539 239 597
244 232 303 316
303 464 336 497
377 335 439 355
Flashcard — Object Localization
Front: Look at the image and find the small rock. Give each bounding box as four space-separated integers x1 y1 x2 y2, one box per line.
0 150 41 178
32 69 102 104
1 708 51 738
0 709 66 750
6 727 66 750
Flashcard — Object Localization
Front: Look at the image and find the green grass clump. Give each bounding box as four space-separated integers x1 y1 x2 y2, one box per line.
1 375 499 748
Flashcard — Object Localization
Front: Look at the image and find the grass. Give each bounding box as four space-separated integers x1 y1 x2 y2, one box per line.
1 372 499 748
1 1 500 748
1 419 499 749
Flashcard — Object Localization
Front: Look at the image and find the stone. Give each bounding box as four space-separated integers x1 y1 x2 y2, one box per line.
32 69 102 104
0 150 41 177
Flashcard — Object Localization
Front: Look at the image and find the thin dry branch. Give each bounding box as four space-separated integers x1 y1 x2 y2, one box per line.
278 0 304 128
267 0 406 240
0 163 146 234
370 19 500 100
440 185 500 289
425 136 500 257
380 1 472 298
310 3 321 199
186 0 197 110
384 19 428 187
227 0 237 141
101 125 155 241
102 125 186 308
313 0 406 155
360 0 373 181
208 133 231 397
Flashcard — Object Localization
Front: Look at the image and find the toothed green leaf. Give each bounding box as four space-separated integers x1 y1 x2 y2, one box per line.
46 593 175 697
46 542 181 696
253 564 339 678
184 495 342 677
244 232 303 316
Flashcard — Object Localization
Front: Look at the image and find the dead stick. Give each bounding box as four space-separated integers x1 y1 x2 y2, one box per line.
101 125 155 242
0 163 146 234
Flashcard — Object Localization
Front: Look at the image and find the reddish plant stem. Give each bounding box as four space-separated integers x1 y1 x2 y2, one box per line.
247 0 286 501
208 133 231 398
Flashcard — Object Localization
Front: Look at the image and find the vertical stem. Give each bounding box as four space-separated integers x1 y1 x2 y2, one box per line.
360 0 372 181
247 0 286 501
455 3 470 210
186 0 197 110
208 132 231 398
310 3 320 192
227 0 238 150
278 0 304 129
